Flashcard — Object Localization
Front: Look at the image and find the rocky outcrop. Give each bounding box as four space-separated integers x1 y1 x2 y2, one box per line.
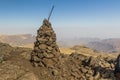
0 43 39 80
30 19 117 80
0 61 38 80
0 41 117 80
0 42 13 63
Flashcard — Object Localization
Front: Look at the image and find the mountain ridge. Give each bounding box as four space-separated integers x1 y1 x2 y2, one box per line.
0 34 120 53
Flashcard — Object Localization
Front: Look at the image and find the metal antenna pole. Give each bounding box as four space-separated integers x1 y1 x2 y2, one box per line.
48 5 54 21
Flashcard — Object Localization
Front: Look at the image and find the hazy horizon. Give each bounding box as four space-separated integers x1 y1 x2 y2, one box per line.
0 0 120 39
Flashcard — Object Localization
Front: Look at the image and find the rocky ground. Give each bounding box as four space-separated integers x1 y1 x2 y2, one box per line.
0 19 119 80
0 42 38 80
0 42 118 80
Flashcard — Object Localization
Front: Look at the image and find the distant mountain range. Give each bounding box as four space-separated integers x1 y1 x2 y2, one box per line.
87 41 115 53
0 34 35 46
0 34 120 53
58 37 101 47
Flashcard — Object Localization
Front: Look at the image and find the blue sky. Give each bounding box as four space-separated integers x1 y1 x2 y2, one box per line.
0 0 120 38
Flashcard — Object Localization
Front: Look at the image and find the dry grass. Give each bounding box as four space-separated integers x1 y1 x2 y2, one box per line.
21 43 34 49
60 48 75 54
21 44 119 58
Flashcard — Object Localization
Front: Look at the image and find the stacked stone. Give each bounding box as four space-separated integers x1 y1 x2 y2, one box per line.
31 19 61 68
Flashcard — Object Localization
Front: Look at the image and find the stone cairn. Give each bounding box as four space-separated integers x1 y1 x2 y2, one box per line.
31 19 61 68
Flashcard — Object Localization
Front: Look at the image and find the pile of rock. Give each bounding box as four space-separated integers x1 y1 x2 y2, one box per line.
30 19 117 80
31 19 61 68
